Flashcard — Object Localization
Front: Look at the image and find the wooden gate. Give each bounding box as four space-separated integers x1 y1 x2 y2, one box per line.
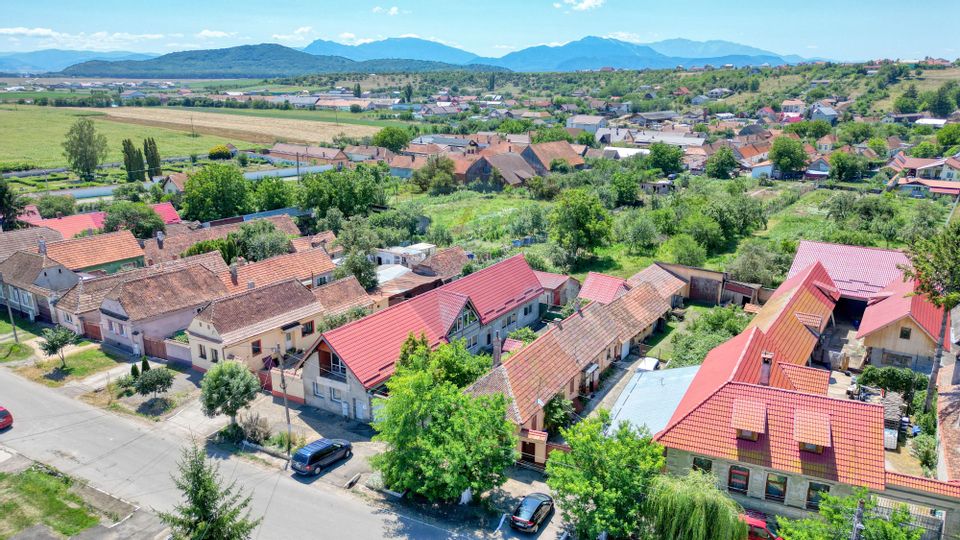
82 321 102 341
689 276 721 304
142 336 167 359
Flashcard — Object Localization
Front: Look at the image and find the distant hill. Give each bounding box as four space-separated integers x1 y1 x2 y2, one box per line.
303 37 478 65
0 49 156 73
60 44 506 78
645 38 782 59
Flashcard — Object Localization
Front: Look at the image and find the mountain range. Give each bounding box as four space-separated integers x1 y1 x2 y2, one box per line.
12 36 813 77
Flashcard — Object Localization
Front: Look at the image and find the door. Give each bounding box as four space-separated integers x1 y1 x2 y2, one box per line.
284 332 293 351
340 400 349 418
520 441 537 462
620 341 631 360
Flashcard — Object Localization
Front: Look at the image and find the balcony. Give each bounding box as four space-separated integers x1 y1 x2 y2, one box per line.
318 366 347 383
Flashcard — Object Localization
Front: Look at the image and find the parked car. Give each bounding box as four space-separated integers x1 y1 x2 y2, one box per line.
0 407 12 430
290 438 352 476
741 514 782 540
510 492 553 533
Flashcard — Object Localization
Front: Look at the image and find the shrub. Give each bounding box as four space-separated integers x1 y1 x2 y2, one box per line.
911 433 938 475
141 357 151 373
267 431 307 453
130 363 140 379
208 145 232 160
116 373 136 390
219 423 244 444
240 413 271 444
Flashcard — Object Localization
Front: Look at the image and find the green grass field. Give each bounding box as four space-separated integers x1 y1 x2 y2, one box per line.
167 105 413 128
0 105 249 168
0 343 33 363
15 347 128 387
0 467 101 539
406 191 554 238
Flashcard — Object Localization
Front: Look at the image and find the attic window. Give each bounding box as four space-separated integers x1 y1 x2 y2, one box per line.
731 399 767 439
794 410 832 452
737 429 760 442
899 327 911 340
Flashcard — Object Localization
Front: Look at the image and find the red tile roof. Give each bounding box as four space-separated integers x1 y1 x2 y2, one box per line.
885 472 960 498
45 230 145 271
150 202 182 224
857 278 951 352
443 255 542 325
779 364 830 395
30 204 181 239
578 272 629 305
731 399 767 433
793 409 832 447
788 240 910 300
533 270 575 291
218 248 335 293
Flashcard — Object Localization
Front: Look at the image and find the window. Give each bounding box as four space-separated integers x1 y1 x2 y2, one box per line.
737 429 760 442
899 327 912 340
118 324 126 337
312 381 324 398
728 466 750 493
330 387 343 403
806 482 830 510
331 353 346 376
800 442 824 454
523 304 533 317
302 321 314 336
467 335 478 350
251 340 262 355
692 457 713 473
198 344 207 360
211 349 219 363
62 312 73 324
765 474 788 503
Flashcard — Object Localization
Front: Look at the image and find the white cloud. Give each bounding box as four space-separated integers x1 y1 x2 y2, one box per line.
372 6 400 15
0 28 166 50
493 44 516 50
337 32 374 45
196 29 234 39
398 33 421 39
0 27 61 37
272 26 313 43
606 31 641 43
555 0 604 11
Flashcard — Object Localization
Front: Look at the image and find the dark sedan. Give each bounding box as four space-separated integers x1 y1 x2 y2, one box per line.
510 492 553 533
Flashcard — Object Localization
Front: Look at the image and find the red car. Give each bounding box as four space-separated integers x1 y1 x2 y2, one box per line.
0 407 11 430
741 514 782 540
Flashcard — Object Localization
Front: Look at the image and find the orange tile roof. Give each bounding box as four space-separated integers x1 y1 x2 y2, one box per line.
627 263 686 298
219 248 335 293
731 399 767 433
578 272 629 305
793 409 832 447
45 230 144 271
779 364 830 395
885 472 960 498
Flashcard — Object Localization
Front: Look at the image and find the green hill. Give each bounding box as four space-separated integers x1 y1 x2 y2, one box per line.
60 43 506 78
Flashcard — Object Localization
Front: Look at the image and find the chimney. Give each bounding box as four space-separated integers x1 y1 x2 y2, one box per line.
235 256 246 267
56 212 63 219
156 230 165 250
574 298 582 316
38 237 47 255
492 331 502 368
229 263 238 285
759 352 773 386
247 280 255 290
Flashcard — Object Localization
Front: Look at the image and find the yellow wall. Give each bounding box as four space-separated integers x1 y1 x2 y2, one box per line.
863 317 937 358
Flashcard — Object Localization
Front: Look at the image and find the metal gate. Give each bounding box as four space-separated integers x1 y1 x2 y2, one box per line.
874 498 943 540
82 321 102 341
689 276 721 304
142 336 168 359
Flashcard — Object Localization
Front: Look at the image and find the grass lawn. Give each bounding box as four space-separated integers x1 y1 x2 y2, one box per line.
644 304 713 362
0 105 249 168
0 343 33 363
15 347 128 387
0 467 101 539
0 315 47 343
167 105 413 129
405 191 554 239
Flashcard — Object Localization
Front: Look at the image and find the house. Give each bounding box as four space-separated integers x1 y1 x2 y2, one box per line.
707 88 732 99
369 267 443 309
99 265 229 355
467 281 671 464
565 114 607 134
816 134 838 153
533 270 580 308
161 173 188 195
24 203 181 239
289 255 543 421
0 251 78 323
804 156 831 179
856 278 950 373
188 277 372 373
691 95 712 106
626 263 687 308
749 160 775 179
343 145 394 163
387 154 429 178
578 272 630 305
412 246 470 283
897 177 960 198
594 127 635 145
810 104 839 125
289 231 340 257
45 230 145 274
886 152 945 179
883 112 924 125
374 243 436 267
521 141 586 175
218 248 336 293
268 143 349 165
781 99 806 115
483 153 538 186
0 227 62 263
55 251 227 340
788 240 909 302
142 215 301 265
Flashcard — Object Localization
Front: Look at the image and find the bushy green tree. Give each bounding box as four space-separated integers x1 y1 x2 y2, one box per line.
38 326 79 369
704 146 738 179
253 177 295 212
135 366 175 398
36 194 76 219
103 201 166 239
548 188 611 266
647 142 683 174
645 471 747 540
299 164 386 217
371 126 411 153
411 155 456 194
62 117 108 179
208 144 233 160
769 136 807 176
200 362 261 425
829 151 868 181
0 178 26 231
333 250 378 290
615 209 659 253
229 219 290 262
777 489 921 540
182 164 252 222
657 234 706 267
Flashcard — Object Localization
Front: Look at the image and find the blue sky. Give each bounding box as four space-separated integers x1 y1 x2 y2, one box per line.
2 0 956 60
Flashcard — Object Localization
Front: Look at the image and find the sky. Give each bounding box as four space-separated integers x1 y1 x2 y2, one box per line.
2 0 956 61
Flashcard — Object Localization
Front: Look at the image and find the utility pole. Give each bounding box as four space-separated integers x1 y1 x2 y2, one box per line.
275 345 293 469
0 273 18 344
850 498 865 540
296 152 300 182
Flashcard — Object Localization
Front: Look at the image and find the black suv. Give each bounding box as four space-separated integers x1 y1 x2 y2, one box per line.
510 492 553 533
290 438 352 476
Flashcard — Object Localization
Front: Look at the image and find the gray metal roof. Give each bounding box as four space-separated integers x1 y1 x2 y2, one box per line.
608 365 701 435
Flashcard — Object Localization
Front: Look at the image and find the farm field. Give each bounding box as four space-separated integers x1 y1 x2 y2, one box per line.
98 106 382 146
0 105 249 168
167 105 412 128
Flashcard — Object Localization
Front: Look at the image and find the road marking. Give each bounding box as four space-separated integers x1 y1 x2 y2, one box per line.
495 513 508 532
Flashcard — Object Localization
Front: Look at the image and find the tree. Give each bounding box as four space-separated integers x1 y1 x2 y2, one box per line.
371 126 411 153
777 489 921 540
542 394 573 433
62 117 108 179
104 201 166 238
411 155 456 194
396 338 490 389
507 326 538 344
610 171 639 206
644 471 747 540
36 194 76 219
335 216 379 253
658 234 706 267
208 145 232 160
821 191 857 224
181 164 252 222
38 326 78 369
769 136 807 176
867 137 889 158
704 146 738 179
403 83 413 104
901 219 960 412
532 126 573 143
298 165 386 217
909 141 938 158
200 361 261 425
371 360 517 502
682 214 725 254
253 176 295 212
121 138 146 182
113 182 148 203
547 410 664 540
725 240 788 287
333 250 378 290
141 356 151 373
829 151 867 181
425 224 453 246
647 142 684 174
0 178 26 230
936 123 960 150
548 188 612 266
349 104 362 113
927 85 955 118
615 209 659 253
135 366 174 399
227 219 290 262
353 82 361 98
159 443 261 540
143 137 162 178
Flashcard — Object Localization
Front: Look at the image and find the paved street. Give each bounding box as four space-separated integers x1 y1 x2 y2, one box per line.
0 368 484 539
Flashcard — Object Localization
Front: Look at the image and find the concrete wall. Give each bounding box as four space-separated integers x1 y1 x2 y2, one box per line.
101 305 200 355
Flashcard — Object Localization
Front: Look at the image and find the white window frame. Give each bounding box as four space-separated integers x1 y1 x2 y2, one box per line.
330 387 343 403
312 381 325 398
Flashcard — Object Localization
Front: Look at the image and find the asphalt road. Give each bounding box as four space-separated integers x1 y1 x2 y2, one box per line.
0 368 474 539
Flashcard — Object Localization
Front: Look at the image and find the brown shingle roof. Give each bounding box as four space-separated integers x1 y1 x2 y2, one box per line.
104 265 228 322
484 153 537 186
45 230 144 271
0 251 66 295
413 246 469 281
311 276 373 314
0 227 63 263
289 231 340 255
525 141 585 170
195 279 318 336
143 216 301 265
218 248 335 293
